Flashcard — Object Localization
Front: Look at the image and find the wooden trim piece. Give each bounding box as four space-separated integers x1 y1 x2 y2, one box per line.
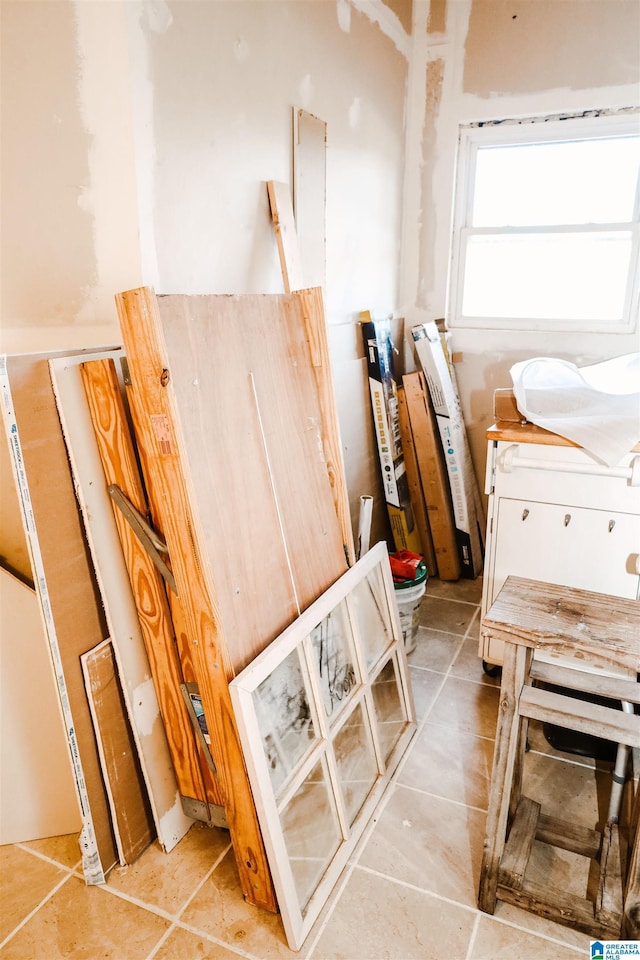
115 287 277 913
80 358 221 816
402 372 460 581
267 180 305 293
297 286 355 566
81 639 155 865
396 385 437 577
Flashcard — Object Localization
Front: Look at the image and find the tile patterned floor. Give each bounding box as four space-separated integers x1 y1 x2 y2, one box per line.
1 576 615 959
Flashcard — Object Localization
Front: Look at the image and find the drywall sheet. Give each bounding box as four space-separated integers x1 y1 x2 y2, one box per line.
0 566 81 845
81 639 155 865
150 290 349 673
50 352 195 851
0 351 118 882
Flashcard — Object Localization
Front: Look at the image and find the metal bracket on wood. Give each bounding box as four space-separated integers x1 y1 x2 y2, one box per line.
180 795 229 829
107 484 177 595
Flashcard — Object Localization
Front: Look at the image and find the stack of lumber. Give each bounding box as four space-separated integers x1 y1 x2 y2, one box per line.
1 350 180 883
396 323 485 581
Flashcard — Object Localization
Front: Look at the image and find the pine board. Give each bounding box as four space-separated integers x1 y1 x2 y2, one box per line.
402 371 460 580
396 385 437 577
80 357 222 815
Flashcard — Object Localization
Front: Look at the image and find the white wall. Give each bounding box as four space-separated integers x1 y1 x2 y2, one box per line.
1 0 410 562
404 0 640 491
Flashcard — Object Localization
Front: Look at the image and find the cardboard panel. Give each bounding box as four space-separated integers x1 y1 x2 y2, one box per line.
81 639 155 865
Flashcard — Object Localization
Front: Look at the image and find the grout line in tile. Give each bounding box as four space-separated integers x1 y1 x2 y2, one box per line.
0 869 74 950
167 915 266 960
392 779 489 815
14 840 83 874
467 910 587 957
464 910 482 960
144 922 177 960
94 839 235 925
172 839 234 921
353 859 479 915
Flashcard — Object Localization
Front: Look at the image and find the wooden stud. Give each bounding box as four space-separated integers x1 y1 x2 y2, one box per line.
396 385 437 577
297 286 355 566
80 358 221 811
402 372 460 580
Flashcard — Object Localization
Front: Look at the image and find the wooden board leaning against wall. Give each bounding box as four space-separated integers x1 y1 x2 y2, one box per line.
79 357 225 828
115 286 351 912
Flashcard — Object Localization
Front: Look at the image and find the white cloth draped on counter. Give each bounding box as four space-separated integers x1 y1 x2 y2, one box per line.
510 353 640 466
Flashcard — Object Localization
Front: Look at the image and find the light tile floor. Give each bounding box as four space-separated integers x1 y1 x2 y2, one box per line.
1 576 622 959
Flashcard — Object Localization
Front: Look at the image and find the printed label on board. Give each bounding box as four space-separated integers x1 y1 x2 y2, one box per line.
150 414 172 455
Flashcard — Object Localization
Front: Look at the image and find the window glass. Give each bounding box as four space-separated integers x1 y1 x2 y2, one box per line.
472 137 640 227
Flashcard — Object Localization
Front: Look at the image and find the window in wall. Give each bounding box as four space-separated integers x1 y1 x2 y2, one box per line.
448 112 640 333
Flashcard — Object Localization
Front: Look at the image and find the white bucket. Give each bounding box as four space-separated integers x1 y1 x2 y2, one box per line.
394 576 427 654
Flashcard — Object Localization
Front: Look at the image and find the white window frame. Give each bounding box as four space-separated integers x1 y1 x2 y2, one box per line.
447 110 640 334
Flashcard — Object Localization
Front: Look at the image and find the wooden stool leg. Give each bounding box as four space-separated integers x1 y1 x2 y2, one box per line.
623 781 640 938
479 642 532 914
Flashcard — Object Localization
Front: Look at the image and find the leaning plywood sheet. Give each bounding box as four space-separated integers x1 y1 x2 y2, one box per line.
0 566 81 845
0 351 118 882
50 352 195 852
81 639 155 865
125 289 349 673
116 287 350 912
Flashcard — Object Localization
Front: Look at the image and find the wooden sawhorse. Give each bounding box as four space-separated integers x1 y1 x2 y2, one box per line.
478 577 640 939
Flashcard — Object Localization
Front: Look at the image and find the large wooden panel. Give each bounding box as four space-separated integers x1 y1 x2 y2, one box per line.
151 290 348 670
0 353 117 881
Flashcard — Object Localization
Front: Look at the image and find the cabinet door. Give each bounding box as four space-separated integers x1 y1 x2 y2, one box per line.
483 498 640 664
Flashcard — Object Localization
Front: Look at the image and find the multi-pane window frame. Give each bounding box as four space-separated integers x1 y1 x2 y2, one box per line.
447 110 640 334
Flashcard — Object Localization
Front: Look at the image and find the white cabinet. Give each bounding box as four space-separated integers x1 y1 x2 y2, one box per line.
481 424 640 666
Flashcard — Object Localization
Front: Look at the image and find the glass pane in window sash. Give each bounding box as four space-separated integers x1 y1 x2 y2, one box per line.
254 647 317 795
462 232 632 321
310 602 359 724
371 657 407 763
280 757 342 914
350 565 395 670
473 137 640 227
333 700 378 826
